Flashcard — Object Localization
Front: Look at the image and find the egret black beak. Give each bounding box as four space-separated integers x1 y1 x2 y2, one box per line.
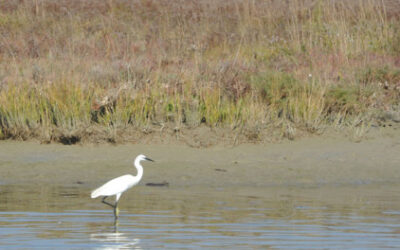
145 157 154 162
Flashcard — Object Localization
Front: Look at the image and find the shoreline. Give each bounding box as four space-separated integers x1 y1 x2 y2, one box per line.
0 128 399 188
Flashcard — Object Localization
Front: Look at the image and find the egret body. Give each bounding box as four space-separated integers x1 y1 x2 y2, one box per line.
91 154 154 218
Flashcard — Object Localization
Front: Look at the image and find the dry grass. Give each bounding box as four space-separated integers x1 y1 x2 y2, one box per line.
0 0 399 144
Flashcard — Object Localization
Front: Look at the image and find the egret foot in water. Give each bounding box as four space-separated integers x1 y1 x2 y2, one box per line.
113 218 119 232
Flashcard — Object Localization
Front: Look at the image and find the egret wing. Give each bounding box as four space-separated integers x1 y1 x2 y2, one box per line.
91 175 136 198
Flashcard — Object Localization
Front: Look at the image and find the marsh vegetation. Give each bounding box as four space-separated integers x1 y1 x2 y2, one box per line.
0 0 399 144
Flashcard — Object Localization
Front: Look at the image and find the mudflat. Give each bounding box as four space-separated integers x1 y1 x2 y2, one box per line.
0 128 399 189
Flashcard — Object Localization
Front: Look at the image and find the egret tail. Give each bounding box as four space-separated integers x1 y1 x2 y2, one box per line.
91 188 102 199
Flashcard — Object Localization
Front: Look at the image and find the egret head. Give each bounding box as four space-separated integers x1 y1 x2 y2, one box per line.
136 154 154 162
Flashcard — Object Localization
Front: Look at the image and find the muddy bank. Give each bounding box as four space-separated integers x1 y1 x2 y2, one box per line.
0 127 399 188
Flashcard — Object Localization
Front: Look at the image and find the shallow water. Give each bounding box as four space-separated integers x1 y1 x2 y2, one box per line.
1 184 400 249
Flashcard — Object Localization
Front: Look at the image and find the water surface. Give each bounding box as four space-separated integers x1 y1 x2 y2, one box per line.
1 184 400 249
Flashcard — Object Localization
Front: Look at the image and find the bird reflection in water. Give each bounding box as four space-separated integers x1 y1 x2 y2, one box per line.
90 219 142 249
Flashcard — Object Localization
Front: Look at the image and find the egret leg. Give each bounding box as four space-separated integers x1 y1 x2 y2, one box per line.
102 196 116 209
114 193 121 219
113 202 119 219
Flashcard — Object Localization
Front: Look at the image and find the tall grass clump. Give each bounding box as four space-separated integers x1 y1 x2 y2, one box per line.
0 0 399 144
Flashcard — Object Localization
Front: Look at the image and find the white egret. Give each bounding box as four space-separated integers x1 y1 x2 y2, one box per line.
91 154 154 218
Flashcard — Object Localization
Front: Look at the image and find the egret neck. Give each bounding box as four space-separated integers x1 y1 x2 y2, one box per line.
134 157 144 180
